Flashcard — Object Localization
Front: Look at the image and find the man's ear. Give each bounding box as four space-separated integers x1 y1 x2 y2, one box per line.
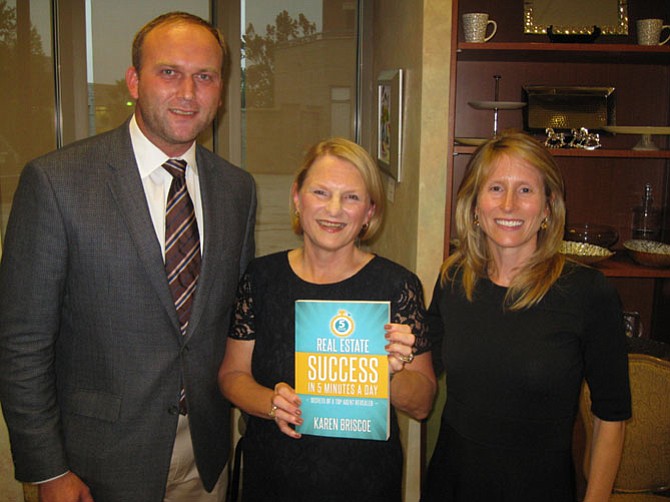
126 66 140 100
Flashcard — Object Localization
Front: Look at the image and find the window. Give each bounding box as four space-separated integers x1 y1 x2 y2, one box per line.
0 1 211 244
241 0 359 255
0 0 361 257
0 1 56 239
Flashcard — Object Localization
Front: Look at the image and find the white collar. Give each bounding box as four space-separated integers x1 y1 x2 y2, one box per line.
128 115 198 178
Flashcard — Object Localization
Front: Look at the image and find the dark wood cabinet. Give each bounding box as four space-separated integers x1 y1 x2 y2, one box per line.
445 1 670 342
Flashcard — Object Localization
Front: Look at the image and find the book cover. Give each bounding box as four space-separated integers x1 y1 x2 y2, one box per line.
294 300 390 440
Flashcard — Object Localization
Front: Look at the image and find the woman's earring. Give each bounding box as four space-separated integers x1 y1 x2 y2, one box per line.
541 217 548 230
474 214 480 227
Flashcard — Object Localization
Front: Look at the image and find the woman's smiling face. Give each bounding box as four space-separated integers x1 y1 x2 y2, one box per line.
476 153 549 264
293 154 375 256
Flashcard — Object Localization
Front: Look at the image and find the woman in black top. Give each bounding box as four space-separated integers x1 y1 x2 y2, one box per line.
422 131 631 502
219 138 436 501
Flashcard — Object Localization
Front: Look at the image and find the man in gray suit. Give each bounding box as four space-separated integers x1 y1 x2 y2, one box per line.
0 12 255 502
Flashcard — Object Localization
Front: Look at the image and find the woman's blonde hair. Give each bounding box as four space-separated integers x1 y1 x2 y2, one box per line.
290 137 385 242
442 130 566 310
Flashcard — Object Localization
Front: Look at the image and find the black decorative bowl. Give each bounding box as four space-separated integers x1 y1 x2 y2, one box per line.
564 223 619 249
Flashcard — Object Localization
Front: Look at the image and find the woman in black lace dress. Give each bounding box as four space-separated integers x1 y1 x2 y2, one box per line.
218 138 436 501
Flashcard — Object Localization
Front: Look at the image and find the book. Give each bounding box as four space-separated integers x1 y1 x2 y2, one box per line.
294 300 390 440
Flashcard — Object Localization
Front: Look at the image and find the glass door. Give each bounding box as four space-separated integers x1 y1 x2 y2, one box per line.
240 0 359 256
0 0 211 246
0 1 56 244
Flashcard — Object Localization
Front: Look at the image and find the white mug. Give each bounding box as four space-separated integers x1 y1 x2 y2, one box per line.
636 18 670 46
462 13 497 43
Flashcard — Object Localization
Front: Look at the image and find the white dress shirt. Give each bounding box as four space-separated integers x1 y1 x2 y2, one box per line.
128 115 205 258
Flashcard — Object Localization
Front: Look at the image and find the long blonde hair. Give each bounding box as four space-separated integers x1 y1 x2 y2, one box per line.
442 131 566 310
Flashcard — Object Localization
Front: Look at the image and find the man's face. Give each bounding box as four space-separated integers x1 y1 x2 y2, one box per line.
126 22 224 157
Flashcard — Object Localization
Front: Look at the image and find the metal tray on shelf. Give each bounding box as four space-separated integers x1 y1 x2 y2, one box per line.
523 85 616 132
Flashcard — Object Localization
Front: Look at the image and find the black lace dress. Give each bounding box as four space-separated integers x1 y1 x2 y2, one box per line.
229 251 430 502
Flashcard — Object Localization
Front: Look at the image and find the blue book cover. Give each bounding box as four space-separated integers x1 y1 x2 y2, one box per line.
295 300 390 440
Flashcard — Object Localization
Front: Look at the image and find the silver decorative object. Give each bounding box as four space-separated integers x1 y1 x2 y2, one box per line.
570 127 602 150
545 128 567 148
544 127 601 150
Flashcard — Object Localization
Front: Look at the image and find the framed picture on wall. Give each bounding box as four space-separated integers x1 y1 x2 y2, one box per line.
377 69 404 182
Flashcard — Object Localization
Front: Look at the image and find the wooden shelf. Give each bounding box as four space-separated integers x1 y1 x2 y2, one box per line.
454 145 670 158
593 253 670 278
548 149 670 158
457 42 670 64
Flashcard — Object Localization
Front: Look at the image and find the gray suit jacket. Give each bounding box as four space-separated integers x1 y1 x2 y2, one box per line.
0 120 256 501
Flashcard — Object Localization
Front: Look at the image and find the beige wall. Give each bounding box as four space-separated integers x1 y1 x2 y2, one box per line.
369 0 450 290
368 0 452 500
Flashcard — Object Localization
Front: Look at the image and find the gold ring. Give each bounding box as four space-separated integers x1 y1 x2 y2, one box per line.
399 353 414 364
268 404 278 418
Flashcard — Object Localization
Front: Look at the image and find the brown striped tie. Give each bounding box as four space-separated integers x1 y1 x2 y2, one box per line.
163 158 200 414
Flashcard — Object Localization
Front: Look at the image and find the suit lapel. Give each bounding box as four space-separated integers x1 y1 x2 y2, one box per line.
104 124 181 333
185 149 226 340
